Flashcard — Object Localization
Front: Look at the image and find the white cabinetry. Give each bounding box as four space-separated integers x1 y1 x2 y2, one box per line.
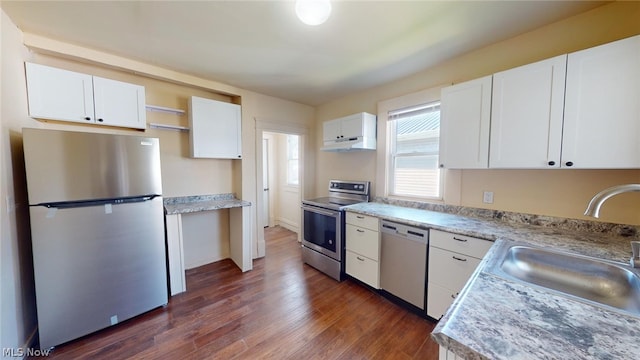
321 112 376 151
25 62 146 129
562 35 640 168
489 55 567 168
439 345 463 360
439 76 492 169
345 212 380 288
188 96 242 159
392 35 640 169
427 229 492 320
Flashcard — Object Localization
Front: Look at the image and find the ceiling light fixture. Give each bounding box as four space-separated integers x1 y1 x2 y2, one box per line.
295 0 332 26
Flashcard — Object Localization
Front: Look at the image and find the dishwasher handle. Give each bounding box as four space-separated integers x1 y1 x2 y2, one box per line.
380 221 428 244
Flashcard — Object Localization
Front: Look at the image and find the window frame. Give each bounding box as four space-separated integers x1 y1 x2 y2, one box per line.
386 101 443 201
286 134 299 186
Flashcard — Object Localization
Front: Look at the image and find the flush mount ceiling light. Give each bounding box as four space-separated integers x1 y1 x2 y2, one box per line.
295 0 332 26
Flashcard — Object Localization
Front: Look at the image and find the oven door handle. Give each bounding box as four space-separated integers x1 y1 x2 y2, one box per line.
301 205 339 217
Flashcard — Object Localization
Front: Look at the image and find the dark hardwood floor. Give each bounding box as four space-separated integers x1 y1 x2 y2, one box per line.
36 226 439 359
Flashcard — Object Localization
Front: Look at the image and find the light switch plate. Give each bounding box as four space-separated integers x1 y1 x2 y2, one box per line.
483 191 494 204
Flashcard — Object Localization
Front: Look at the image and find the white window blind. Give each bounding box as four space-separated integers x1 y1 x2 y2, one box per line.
388 102 441 199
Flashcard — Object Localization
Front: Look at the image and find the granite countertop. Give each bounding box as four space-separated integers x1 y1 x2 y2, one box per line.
344 202 639 359
164 193 251 215
345 202 633 262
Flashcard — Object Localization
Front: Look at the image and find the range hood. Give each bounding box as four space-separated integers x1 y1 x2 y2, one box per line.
321 112 377 152
321 137 376 152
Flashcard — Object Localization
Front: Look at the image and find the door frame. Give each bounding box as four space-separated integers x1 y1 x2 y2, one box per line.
255 119 308 258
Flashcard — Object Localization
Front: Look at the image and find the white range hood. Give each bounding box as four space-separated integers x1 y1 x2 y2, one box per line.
321 137 377 152
321 112 377 152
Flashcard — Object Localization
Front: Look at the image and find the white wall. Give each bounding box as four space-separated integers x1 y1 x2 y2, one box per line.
182 211 230 269
1 9 39 353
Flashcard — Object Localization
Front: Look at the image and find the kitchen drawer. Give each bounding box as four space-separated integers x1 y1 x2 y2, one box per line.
430 229 492 258
346 224 380 261
346 212 379 231
427 282 458 320
346 250 379 288
428 246 482 291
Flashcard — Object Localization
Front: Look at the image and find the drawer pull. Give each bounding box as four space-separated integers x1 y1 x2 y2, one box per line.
356 256 365 262
453 236 468 242
452 256 467 262
356 229 365 233
356 215 365 219
451 293 458 299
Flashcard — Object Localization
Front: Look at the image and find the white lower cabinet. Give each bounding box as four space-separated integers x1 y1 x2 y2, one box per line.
427 229 492 320
439 345 464 360
345 250 379 288
345 213 380 288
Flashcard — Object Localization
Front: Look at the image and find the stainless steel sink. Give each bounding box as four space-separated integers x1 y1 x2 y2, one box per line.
486 241 640 317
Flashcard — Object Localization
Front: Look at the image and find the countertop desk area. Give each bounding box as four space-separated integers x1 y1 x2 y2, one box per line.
164 194 251 295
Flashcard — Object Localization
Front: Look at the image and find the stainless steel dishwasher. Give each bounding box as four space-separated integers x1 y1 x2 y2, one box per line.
380 220 429 310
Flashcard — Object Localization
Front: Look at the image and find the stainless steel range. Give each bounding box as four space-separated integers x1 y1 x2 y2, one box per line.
301 180 370 281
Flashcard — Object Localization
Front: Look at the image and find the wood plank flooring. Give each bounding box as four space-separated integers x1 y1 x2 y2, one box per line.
35 226 439 359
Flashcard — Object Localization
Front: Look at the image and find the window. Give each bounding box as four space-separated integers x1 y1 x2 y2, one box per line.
286 134 299 185
388 102 441 199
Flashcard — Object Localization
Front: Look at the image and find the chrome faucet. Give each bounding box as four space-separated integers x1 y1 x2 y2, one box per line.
584 184 640 268
632 241 640 268
584 184 640 218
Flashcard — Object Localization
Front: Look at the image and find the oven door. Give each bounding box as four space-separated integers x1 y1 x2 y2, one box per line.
301 204 342 261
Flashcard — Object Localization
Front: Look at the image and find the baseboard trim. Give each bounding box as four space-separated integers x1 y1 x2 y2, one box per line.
276 218 299 234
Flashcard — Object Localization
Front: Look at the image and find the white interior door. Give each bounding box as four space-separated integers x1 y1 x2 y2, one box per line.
262 138 270 228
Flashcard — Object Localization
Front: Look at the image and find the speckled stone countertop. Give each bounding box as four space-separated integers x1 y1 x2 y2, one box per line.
344 202 639 359
164 193 250 215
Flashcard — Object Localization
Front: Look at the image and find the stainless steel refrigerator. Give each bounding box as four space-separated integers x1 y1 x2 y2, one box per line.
23 128 169 350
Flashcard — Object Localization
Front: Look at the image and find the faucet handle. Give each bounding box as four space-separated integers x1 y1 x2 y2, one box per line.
632 241 640 259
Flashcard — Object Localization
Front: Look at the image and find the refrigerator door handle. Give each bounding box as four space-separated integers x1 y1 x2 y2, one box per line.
33 194 161 209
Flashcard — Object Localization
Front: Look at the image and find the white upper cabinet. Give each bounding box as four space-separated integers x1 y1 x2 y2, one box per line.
489 55 567 168
321 112 376 151
92 77 146 129
189 96 242 159
26 63 95 124
25 63 146 130
439 75 492 169
562 35 640 169
322 118 342 143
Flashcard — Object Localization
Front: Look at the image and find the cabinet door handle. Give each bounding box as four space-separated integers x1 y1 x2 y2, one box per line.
452 256 467 262
452 236 467 242
565 161 574 167
97 118 104 122
451 293 458 299
356 215 365 219
548 161 556 166
356 256 365 262
84 117 91 121
356 229 365 233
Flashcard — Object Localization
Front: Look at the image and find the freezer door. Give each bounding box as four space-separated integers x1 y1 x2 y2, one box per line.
29 197 168 349
23 128 162 204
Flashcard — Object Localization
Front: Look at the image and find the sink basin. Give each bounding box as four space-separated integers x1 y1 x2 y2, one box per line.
486 242 640 317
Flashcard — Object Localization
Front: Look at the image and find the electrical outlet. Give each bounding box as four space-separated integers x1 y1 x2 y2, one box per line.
483 191 494 204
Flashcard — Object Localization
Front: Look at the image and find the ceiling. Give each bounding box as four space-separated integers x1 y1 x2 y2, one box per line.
1 1 608 106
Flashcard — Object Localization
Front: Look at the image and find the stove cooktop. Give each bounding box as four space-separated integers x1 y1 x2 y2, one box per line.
302 196 363 210
302 180 371 211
